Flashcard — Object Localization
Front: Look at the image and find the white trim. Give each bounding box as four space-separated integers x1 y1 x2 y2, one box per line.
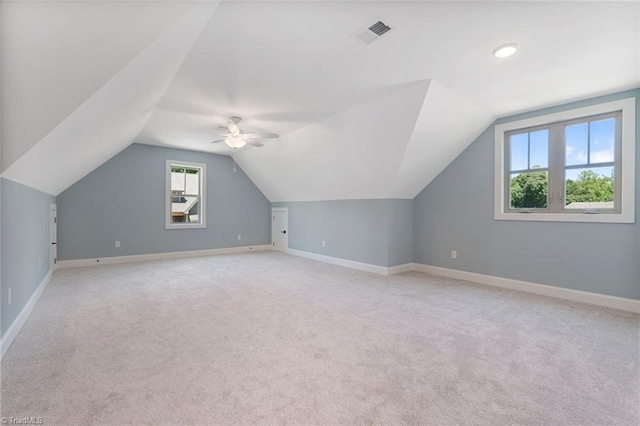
494 97 636 224
57 245 272 269
50 203 57 271
165 160 207 229
282 250 638 312
1 270 53 360
286 248 389 275
285 248 413 276
413 263 639 314
271 207 289 252
387 263 415 275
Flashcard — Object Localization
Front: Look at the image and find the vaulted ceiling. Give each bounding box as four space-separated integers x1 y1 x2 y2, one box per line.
2 1 639 200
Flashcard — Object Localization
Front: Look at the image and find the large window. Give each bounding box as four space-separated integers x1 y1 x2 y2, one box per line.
165 160 206 229
495 97 635 223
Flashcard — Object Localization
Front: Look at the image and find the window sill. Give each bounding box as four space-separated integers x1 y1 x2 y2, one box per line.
165 223 207 230
494 212 634 224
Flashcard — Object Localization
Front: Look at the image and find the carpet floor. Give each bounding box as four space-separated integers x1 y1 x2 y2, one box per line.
1 251 638 425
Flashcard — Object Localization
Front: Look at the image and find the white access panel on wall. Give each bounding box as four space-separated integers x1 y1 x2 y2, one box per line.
271 208 288 252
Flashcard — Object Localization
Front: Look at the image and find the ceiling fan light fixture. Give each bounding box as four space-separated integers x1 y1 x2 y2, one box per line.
492 42 519 58
225 136 246 149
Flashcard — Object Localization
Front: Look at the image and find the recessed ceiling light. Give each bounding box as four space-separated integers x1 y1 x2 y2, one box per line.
492 43 519 58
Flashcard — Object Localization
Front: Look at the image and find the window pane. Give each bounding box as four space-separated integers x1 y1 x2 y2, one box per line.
170 166 201 224
565 123 588 166
589 118 615 164
565 166 614 209
529 129 548 169
510 133 528 171
185 172 199 195
171 171 185 192
510 171 548 209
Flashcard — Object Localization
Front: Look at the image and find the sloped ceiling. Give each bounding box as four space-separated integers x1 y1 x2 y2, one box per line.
1 0 197 170
2 1 639 199
238 80 431 202
2 2 220 194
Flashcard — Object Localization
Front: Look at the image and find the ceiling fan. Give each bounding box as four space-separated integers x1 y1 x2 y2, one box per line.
209 117 279 149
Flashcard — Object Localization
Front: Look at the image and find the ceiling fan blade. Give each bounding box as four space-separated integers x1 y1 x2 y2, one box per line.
245 140 264 148
242 133 279 139
210 139 226 144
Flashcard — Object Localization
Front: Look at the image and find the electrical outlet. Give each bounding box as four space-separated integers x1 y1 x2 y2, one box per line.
322 240 326 247
115 240 121 248
451 250 457 259
237 234 242 241
8 288 11 305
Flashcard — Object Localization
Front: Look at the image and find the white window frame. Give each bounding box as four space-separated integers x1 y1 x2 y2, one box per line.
165 160 206 229
494 97 635 223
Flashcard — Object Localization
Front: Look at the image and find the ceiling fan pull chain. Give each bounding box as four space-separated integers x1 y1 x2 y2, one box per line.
232 152 237 173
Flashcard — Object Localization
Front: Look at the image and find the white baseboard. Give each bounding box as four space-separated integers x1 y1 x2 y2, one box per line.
1 270 53 360
285 248 412 276
387 263 415 275
57 245 272 269
281 250 639 313
413 263 640 314
286 248 389 275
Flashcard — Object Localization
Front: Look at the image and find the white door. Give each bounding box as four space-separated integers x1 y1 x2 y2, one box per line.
50 204 57 268
271 208 288 251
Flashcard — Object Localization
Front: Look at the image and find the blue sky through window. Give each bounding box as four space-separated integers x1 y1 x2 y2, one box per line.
589 118 615 163
565 118 615 166
510 133 528 170
510 130 548 171
530 130 548 168
511 119 615 180
566 123 588 166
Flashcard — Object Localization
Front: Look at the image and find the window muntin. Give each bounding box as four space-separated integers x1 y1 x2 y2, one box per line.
165 161 206 229
494 97 635 223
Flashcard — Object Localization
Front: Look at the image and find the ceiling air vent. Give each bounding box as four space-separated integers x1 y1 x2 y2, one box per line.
353 20 392 45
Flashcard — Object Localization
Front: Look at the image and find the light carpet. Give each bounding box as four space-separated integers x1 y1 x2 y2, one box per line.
1 251 638 425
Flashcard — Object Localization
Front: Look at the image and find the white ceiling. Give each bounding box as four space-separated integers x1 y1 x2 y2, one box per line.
2 1 639 199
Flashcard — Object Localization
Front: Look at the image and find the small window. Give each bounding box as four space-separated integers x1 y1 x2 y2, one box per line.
495 97 635 223
165 160 206 229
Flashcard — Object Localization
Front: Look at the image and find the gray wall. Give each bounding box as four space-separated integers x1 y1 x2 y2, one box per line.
57 144 271 260
272 199 413 267
1 178 55 337
388 199 413 267
413 89 640 299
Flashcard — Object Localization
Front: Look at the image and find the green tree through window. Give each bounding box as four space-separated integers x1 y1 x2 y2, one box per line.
510 169 548 209
510 169 614 209
565 170 614 204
